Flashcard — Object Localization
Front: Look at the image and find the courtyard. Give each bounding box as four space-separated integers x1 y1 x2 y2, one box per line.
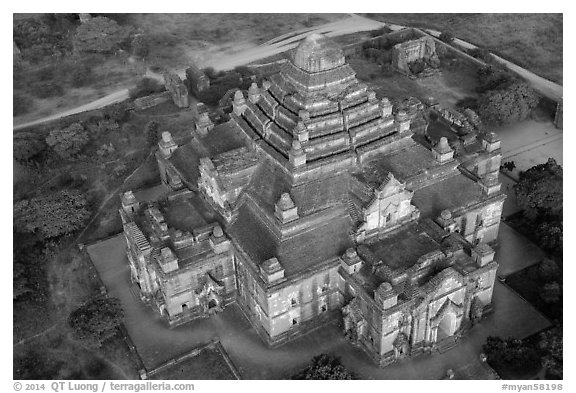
87 231 551 379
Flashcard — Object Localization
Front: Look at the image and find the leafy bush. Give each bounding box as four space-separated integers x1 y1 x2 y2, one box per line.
514 159 563 257
455 96 479 111
469 47 492 63
73 16 134 54
68 297 124 348
131 34 149 58
538 258 561 282
86 119 120 135
539 326 562 379
14 131 46 162
514 158 562 220
103 102 130 122
292 354 355 380
541 282 561 304
483 336 541 376
145 120 160 147
14 189 91 240
476 66 516 93
129 77 165 99
46 122 90 159
439 31 454 44
478 81 540 125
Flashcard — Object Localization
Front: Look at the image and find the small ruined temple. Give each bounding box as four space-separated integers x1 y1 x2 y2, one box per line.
121 33 505 367
392 36 440 76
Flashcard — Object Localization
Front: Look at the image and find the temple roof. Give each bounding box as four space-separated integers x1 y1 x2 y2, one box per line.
292 33 346 73
229 203 353 277
412 172 486 218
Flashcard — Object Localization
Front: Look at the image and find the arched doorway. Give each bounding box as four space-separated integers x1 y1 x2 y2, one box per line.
208 298 218 309
437 313 456 341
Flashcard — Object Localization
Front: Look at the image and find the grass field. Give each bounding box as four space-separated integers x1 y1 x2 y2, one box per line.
349 56 479 107
366 14 563 84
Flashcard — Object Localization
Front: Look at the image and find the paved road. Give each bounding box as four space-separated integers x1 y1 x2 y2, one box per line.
87 234 550 379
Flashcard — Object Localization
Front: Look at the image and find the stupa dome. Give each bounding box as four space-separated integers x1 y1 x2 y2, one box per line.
292 33 345 73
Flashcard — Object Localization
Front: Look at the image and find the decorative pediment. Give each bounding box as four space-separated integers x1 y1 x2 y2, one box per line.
377 173 404 198
196 273 224 297
393 332 409 348
424 267 465 298
431 297 464 325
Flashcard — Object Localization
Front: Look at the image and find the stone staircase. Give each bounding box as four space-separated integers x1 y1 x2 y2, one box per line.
347 198 362 225
435 336 459 354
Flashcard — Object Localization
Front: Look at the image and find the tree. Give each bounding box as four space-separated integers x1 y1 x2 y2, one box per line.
482 336 541 375
538 258 561 282
68 297 124 348
72 16 134 54
103 102 129 123
469 47 492 63
14 132 46 162
87 119 120 135
539 326 562 379
514 158 562 220
476 66 516 94
14 189 91 240
145 120 160 147
129 77 165 99
535 220 563 254
292 354 355 380
478 81 540 125
540 282 561 304
131 34 149 58
46 122 90 159
439 31 454 44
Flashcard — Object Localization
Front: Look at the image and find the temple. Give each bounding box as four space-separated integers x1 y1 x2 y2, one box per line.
121 33 505 366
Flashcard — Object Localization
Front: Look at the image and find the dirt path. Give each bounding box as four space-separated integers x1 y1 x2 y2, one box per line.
13 323 59 347
422 28 563 101
75 150 154 244
13 15 382 131
14 13 562 148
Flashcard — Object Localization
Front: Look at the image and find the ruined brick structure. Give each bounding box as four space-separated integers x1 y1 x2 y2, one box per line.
163 72 190 108
392 36 440 75
122 33 505 366
185 65 211 97
554 99 563 129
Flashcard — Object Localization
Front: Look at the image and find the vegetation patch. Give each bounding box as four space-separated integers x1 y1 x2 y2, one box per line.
365 14 563 83
292 354 355 380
